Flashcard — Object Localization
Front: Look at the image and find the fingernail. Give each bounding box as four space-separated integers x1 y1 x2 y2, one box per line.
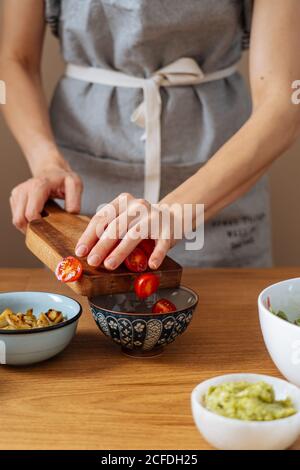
87 254 101 266
105 258 117 270
150 259 158 270
75 244 88 257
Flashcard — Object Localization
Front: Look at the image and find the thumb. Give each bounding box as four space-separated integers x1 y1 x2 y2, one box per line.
64 174 83 213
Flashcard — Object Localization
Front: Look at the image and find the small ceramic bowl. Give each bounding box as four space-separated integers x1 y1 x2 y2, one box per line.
89 285 198 357
191 373 300 450
0 292 82 365
258 278 300 387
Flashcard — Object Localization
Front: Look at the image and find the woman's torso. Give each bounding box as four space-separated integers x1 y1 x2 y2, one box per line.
48 0 252 170
46 0 272 267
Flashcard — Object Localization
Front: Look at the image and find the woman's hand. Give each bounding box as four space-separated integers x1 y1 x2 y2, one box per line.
1 1 84 234
75 193 183 270
10 163 83 233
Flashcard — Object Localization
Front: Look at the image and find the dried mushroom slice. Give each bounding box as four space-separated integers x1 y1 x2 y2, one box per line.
0 309 12 328
24 310 37 328
46 309 64 324
18 322 32 330
0 307 65 330
37 312 51 328
6 311 20 328
6 311 31 330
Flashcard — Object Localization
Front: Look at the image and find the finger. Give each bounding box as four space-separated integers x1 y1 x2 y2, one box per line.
104 200 146 245
103 199 153 270
10 190 28 233
75 206 119 258
103 218 149 270
147 205 174 269
148 239 170 270
75 192 134 258
86 233 120 267
87 208 142 268
25 180 50 223
64 174 83 213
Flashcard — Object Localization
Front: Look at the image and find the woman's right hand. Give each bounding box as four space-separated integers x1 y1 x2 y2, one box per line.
10 163 83 233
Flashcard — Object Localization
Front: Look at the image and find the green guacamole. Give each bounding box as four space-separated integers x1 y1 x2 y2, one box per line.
204 381 296 421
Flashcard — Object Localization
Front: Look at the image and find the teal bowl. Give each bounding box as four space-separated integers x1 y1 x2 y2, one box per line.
89 285 198 357
0 292 82 365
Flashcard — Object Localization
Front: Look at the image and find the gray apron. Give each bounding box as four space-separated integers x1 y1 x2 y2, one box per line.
45 0 272 267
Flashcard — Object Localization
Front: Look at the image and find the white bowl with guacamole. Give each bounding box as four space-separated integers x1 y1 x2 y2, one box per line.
258 277 300 387
191 373 300 450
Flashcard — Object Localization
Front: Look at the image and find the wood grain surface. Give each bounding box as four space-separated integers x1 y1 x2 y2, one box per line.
25 202 182 297
0 267 299 450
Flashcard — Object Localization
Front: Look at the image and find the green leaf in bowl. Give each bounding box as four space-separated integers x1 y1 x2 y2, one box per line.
277 311 288 321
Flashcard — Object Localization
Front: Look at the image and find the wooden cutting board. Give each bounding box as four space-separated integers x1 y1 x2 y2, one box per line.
25 201 182 298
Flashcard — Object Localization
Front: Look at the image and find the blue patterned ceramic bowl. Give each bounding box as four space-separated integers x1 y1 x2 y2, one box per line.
89 286 198 357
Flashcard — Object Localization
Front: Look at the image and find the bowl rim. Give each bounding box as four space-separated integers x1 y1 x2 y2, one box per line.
0 291 82 335
258 277 300 332
191 373 300 427
89 285 199 316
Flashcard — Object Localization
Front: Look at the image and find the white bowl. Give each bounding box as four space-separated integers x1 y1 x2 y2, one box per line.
191 373 300 450
0 292 82 365
258 278 300 387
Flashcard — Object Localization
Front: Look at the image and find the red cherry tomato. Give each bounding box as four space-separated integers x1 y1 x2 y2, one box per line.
134 273 160 299
55 256 83 283
139 239 155 258
152 298 177 314
124 247 148 273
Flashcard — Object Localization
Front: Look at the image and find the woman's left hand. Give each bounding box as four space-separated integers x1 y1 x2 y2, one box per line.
75 193 181 270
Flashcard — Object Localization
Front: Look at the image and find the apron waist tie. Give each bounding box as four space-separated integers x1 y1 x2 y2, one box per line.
65 58 239 203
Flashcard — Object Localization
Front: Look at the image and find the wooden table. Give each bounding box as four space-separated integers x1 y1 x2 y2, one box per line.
1 267 299 450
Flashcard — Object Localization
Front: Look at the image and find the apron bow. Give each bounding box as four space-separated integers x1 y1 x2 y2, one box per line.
65 58 238 203
131 58 205 130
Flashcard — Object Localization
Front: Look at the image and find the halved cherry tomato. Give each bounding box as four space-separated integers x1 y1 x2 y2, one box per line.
152 298 177 314
55 256 83 283
138 239 155 258
134 273 160 299
124 247 148 273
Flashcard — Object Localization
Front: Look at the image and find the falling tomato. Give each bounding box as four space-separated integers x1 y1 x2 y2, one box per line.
152 298 177 314
124 247 148 273
134 273 160 299
55 256 83 283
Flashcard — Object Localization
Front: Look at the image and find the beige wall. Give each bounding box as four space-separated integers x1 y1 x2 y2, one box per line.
0 27 300 267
